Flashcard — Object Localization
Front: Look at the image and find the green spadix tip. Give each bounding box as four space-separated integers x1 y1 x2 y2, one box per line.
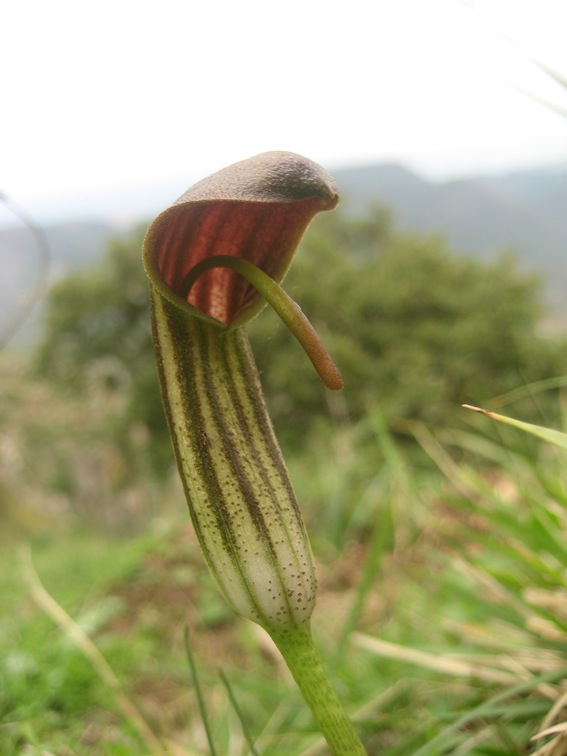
181 255 344 391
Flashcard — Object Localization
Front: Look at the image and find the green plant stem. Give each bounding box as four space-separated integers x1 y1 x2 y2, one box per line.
271 623 367 755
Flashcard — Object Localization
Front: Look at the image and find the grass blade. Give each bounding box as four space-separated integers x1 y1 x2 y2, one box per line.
20 543 166 754
463 405 567 451
411 668 567 756
219 669 260 756
184 626 218 756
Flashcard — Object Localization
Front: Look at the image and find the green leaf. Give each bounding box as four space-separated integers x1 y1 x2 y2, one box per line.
463 404 567 451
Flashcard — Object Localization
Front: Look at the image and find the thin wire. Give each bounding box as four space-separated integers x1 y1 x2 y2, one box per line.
0 192 51 348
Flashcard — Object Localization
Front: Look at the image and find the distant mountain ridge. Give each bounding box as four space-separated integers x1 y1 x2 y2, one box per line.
334 162 567 311
2 161 566 347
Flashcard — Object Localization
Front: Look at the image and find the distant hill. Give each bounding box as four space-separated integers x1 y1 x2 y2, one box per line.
334 162 567 312
2 161 566 347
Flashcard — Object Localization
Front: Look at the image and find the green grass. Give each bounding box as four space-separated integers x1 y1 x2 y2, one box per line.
2 412 567 754
0 531 158 753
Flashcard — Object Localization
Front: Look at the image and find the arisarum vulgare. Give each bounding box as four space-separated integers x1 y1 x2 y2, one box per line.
143 151 366 754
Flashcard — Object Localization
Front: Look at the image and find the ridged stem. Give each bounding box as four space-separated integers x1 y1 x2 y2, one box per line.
272 624 367 755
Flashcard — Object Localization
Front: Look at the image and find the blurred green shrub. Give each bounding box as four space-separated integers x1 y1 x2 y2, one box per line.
35 207 566 475
250 207 566 447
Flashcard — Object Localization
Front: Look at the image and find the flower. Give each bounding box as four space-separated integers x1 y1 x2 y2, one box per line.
143 151 340 633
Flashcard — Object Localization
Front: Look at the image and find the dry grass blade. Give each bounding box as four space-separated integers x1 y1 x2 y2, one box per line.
19 543 170 755
531 729 567 756
533 722 567 739
353 634 520 685
530 687 567 756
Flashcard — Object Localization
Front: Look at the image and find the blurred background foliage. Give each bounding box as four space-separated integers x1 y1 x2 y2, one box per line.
3 204 567 753
28 205 566 498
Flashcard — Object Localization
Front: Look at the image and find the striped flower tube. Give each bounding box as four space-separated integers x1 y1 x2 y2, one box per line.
143 153 367 754
143 151 341 634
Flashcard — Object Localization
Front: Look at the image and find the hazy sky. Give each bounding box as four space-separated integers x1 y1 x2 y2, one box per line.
2 0 567 218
